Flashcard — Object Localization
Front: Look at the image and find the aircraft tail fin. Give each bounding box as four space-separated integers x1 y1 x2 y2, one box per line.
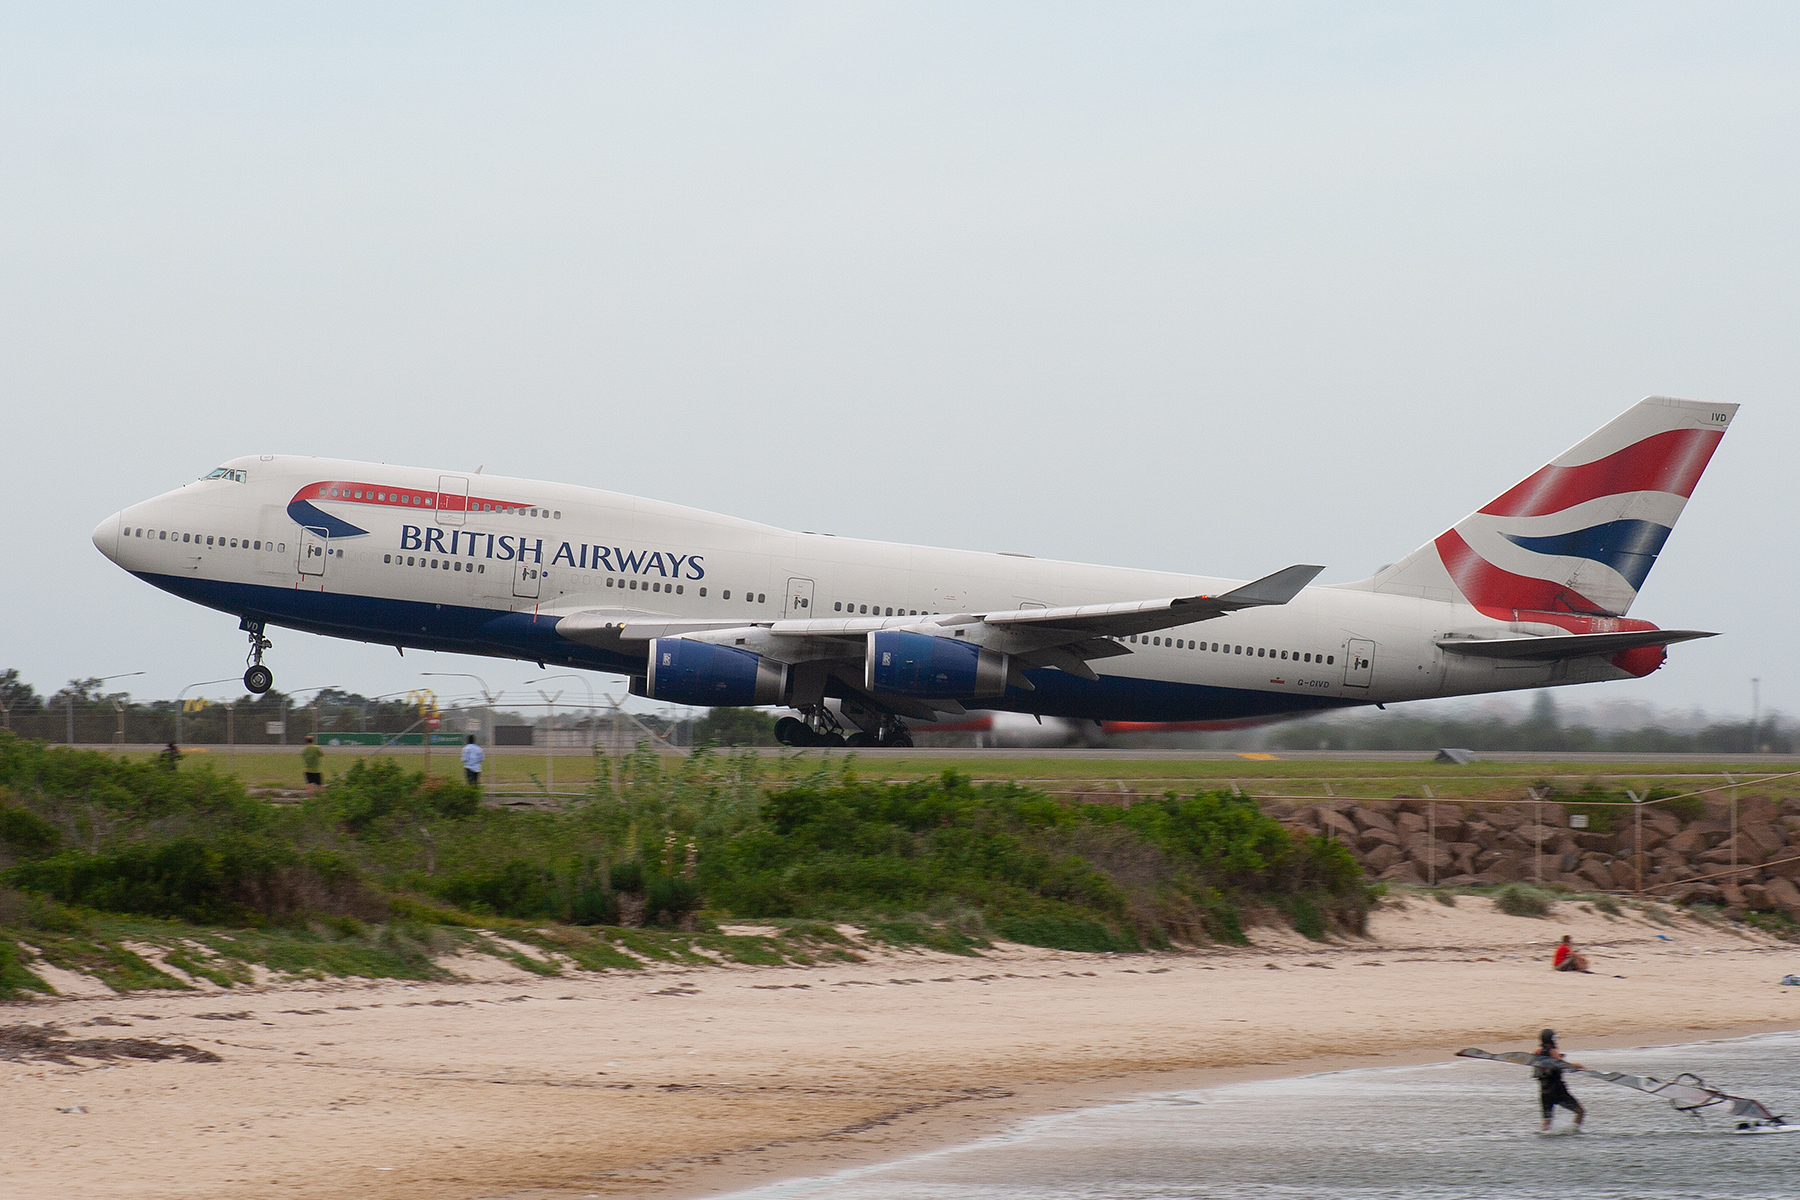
1365 397 1736 617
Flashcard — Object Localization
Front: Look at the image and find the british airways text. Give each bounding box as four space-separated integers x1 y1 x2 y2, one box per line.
399 526 705 578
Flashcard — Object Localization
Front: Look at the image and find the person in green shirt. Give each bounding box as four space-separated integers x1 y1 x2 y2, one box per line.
302 735 323 795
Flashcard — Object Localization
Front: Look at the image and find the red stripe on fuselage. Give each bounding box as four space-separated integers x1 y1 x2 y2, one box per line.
1478 428 1723 518
292 482 533 515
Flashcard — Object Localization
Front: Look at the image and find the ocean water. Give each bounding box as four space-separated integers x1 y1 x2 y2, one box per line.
717 1033 1800 1200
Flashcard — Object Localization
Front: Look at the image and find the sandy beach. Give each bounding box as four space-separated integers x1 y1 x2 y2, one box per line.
5 897 1798 1200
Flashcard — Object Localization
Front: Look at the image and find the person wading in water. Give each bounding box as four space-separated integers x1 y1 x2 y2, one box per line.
1535 1028 1586 1132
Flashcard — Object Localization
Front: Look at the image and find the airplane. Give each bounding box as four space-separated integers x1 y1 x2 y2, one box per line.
91 397 1734 749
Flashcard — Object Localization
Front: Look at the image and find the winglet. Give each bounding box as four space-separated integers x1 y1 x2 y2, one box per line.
1211 564 1325 609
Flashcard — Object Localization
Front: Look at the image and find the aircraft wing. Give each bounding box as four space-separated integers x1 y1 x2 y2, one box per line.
1436 629 1716 660
554 565 1324 686
972 564 1325 639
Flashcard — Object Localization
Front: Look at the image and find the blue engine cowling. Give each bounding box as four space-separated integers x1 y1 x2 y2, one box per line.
637 638 788 707
865 630 1009 698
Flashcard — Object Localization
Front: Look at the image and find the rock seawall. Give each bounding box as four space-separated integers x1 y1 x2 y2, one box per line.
1281 795 1800 919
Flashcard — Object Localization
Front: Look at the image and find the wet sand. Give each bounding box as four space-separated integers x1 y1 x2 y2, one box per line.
5 897 1798 1199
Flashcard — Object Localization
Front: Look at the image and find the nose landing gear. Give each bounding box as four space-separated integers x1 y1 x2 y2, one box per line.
241 618 274 695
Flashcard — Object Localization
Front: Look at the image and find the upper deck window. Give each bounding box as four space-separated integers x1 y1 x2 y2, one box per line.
201 467 247 483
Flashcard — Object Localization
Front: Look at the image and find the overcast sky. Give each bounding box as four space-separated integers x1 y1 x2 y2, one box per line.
3 3 1794 720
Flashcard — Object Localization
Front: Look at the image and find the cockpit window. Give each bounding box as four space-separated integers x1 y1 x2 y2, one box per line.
202 467 247 483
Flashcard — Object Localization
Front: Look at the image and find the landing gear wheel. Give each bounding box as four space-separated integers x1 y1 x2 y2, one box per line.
774 716 809 747
240 618 274 694
846 732 873 748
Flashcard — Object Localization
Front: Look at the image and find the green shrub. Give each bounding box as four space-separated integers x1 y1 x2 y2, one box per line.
645 874 702 925
568 859 618 926
0 799 60 857
1286 893 1328 940
608 860 645 893
1494 883 1555 918
432 859 556 918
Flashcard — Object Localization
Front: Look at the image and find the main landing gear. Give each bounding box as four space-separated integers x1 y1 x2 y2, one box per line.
775 706 842 748
774 705 914 748
241 618 274 695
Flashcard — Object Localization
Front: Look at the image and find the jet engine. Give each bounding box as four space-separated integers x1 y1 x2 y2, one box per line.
866 630 1009 699
637 638 788 706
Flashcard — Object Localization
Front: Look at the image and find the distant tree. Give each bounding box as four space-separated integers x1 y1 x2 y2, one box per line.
691 707 778 747
0 669 44 715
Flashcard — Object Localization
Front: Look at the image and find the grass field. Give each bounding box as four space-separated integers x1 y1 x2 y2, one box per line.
95 745 1800 809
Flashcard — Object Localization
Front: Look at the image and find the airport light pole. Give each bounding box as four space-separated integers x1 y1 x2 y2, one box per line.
280 686 344 748
535 688 564 791
71 672 143 744
525 673 596 747
176 677 241 745
422 672 503 746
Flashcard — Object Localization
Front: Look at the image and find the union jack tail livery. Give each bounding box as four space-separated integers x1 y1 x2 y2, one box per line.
1369 397 1736 619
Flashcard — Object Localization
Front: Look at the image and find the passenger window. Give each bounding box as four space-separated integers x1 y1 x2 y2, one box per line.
629 579 637 589
478 565 484 573
723 590 731 599
606 578 613 587
676 585 683 594
553 511 561 519
1327 655 1334 664
859 604 867 614
699 587 706 597
835 602 842 611
384 555 392 563
885 607 892 616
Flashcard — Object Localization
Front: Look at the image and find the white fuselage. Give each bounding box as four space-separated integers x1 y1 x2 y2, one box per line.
93 455 1648 723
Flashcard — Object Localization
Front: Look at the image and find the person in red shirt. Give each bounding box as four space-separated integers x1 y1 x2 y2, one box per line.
1552 935 1590 972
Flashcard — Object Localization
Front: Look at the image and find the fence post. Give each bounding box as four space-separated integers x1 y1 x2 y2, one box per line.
1425 785 1436 887
1725 773 1739 883
1627 788 1643 895
1529 787 1543 884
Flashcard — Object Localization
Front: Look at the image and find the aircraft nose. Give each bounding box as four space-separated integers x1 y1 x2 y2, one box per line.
92 513 120 563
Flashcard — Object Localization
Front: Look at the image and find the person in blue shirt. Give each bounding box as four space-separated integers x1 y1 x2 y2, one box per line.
460 734 486 787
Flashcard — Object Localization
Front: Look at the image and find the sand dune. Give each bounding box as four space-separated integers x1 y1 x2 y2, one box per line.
4 896 1797 1199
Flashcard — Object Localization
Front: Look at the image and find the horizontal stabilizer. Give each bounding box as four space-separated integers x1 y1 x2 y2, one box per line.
1436 629 1716 660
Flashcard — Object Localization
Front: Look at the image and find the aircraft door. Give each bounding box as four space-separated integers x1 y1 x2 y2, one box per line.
298 527 329 577
512 561 542 599
437 476 469 526
1343 639 1375 689
784 577 815 619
